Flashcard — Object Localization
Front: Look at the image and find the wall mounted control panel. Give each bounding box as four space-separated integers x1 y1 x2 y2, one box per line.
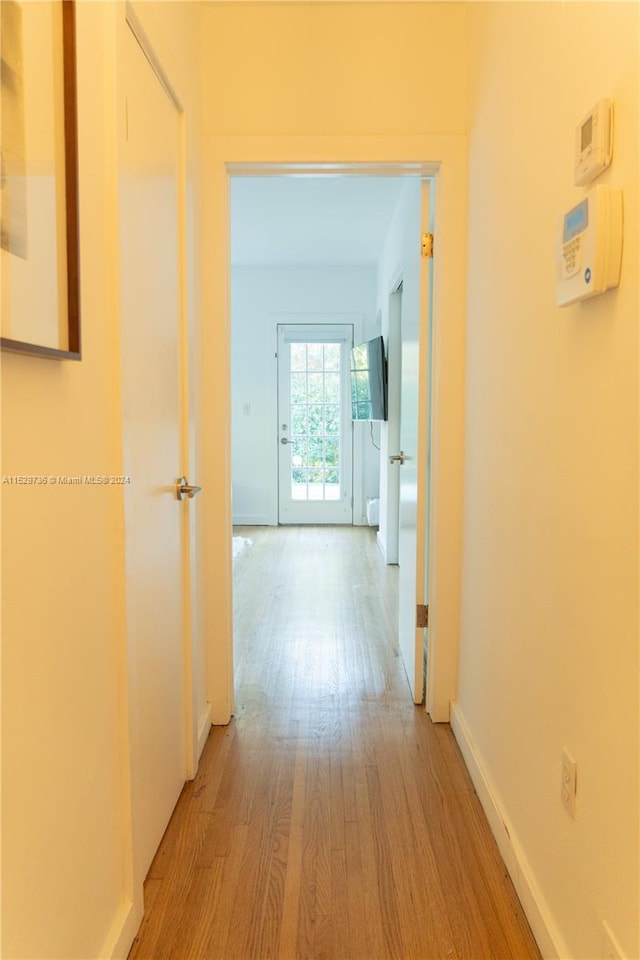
556 184 623 307
575 99 613 186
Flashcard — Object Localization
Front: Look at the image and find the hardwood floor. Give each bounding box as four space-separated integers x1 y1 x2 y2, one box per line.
129 526 541 960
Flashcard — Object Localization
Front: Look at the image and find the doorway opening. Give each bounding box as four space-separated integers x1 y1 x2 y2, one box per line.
228 167 434 710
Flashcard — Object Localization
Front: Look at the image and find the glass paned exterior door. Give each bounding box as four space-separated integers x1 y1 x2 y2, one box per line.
277 324 353 524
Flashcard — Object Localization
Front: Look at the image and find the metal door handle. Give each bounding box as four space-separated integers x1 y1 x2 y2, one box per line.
280 438 295 445
389 451 406 465
175 477 202 501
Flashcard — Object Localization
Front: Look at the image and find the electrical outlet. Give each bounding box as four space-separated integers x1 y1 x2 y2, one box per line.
561 749 577 818
600 920 622 959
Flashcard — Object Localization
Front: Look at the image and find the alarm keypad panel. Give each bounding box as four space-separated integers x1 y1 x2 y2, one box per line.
556 185 622 307
559 199 588 280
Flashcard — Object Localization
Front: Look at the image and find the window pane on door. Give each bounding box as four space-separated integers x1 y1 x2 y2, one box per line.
325 405 339 435
290 343 307 371
324 343 340 371
307 343 323 371
288 341 343 502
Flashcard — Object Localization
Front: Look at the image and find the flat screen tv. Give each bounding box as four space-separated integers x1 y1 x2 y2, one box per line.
350 335 387 421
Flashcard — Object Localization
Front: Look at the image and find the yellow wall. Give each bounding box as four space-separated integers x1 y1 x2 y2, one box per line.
456 3 639 957
202 1 467 136
1 4 125 955
1 3 204 957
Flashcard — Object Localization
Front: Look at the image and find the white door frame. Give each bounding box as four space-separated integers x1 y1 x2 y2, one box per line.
383 178 433 706
380 280 403 565
200 141 467 725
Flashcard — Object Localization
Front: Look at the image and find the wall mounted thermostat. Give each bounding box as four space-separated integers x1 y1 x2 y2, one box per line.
574 99 613 185
556 184 623 307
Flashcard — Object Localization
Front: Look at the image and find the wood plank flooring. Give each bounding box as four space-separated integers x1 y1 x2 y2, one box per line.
129 526 541 960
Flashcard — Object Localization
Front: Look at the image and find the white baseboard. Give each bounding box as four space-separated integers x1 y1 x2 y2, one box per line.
100 895 143 960
376 530 387 560
197 702 213 760
376 529 398 564
232 515 275 526
450 702 569 960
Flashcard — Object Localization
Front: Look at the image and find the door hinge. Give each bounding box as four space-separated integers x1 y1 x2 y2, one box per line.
416 603 429 628
421 233 434 259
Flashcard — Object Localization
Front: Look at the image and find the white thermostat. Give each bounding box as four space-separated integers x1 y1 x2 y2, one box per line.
556 184 623 307
574 99 613 185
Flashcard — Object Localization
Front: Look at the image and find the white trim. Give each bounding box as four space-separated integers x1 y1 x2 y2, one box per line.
232 514 276 526
279 322 354 344
381 281 402 565
450 701 570 960
227 162 439 178
100 898 142 960
197 702 213 761
124 3 183 112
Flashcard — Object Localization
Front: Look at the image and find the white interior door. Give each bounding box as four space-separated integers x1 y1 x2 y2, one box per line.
277 324 353 524
119 19 188 884
396 180 433 703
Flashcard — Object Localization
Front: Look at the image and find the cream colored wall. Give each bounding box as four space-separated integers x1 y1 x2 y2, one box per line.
1 3 204 958
1 5 127 956
202 2 467 137
456 3 639 958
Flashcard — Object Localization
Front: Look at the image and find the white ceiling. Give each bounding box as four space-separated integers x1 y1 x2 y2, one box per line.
230 176 406 266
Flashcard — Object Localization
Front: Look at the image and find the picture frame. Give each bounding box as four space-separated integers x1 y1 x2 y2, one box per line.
0 0 80 360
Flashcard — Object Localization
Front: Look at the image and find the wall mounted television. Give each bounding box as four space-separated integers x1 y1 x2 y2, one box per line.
350 335 388 421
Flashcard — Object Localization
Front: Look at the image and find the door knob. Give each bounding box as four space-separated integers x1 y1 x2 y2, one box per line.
175 477 202 501
389 451 406 465
280 437 295 445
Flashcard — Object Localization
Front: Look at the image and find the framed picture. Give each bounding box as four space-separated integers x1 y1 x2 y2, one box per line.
0 0 80 360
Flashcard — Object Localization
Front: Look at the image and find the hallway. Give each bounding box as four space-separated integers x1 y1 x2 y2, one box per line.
129 526 540 960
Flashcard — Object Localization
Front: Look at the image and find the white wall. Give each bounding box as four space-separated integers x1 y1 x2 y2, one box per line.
231 264 379 525
1 4 204 958
455 3 639 958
